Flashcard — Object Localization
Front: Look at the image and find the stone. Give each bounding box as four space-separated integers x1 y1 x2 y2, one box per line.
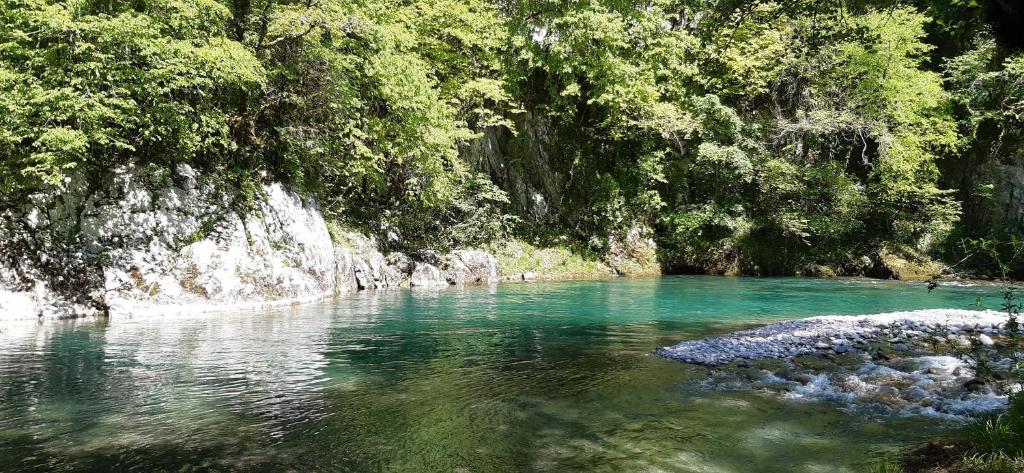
416 249 441 266
444 250 499 285
0 166 499 318
996 358 1015 370
877 386 900 398
410 263 447 288
387 252 414 276
175 163 198 189
979 334 995 346
793 373 815 385
963 378 987 392
906 386 929 401
657 309 1007 366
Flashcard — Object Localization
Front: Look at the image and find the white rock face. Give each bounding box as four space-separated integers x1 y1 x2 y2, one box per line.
0 165 499 320
444 250 500 285
606 224 660 276
98 181 342 316
410 263 446 287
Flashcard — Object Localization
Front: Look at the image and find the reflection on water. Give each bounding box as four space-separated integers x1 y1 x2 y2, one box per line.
0 276 1000 472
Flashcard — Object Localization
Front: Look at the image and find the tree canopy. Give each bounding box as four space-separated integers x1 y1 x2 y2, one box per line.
2 0 1022 274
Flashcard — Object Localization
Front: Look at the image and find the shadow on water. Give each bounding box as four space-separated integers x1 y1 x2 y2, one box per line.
0 276 1003 472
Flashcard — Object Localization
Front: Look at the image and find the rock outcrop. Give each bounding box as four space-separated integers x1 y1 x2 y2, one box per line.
607 224 660 276
410 263 447 287
0 165 500 320
444 250 500 285
462 111 563 224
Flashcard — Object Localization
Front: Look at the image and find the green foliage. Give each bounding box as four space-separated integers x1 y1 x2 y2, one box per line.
0 0 1018 267
938 38 1024 276
488 239 613 279
957 451 1024 473
866 460 904 473
954 241 1024 470
0 0 264 202
968 394 1024 458
495 1 970 274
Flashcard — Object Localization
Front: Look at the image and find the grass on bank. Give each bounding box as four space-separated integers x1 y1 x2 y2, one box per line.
870 395 1024 473
485 239 615 280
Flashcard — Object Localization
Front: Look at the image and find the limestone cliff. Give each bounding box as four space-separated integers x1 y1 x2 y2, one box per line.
0 165 499 320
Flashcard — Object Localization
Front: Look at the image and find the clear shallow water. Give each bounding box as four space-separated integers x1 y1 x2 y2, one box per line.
0 276 1003 472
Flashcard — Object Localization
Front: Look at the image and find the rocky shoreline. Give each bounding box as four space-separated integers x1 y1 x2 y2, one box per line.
658 309 1020 419
0 165 506 320
656 309 1009 365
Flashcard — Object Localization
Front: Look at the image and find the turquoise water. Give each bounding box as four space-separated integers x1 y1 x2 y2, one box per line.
0 276 1003 472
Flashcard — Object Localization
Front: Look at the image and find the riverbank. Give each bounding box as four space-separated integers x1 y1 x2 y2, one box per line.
0 162 670 321
2 162 999 322
657 309 1020 419
657 309 1009 366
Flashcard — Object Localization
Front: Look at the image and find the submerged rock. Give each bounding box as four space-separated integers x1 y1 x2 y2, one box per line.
705 353 1009 419
660 310 1017 420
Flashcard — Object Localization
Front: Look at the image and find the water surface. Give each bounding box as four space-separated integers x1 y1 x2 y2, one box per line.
0 276 1002 472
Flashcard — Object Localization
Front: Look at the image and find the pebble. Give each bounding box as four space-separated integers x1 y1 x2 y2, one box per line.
657 309 1008 366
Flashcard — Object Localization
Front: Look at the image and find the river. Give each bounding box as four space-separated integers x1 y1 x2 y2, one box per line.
0 276 1003 472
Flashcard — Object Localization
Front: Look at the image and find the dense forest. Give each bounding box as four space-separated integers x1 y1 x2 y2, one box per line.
2 0 1023 278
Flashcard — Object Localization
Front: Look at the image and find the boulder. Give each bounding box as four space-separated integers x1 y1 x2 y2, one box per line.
341 232 406 290
444 250 499 285
416 249 442 266
334 246 358 294
387 252 414 276
410 263 447 287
